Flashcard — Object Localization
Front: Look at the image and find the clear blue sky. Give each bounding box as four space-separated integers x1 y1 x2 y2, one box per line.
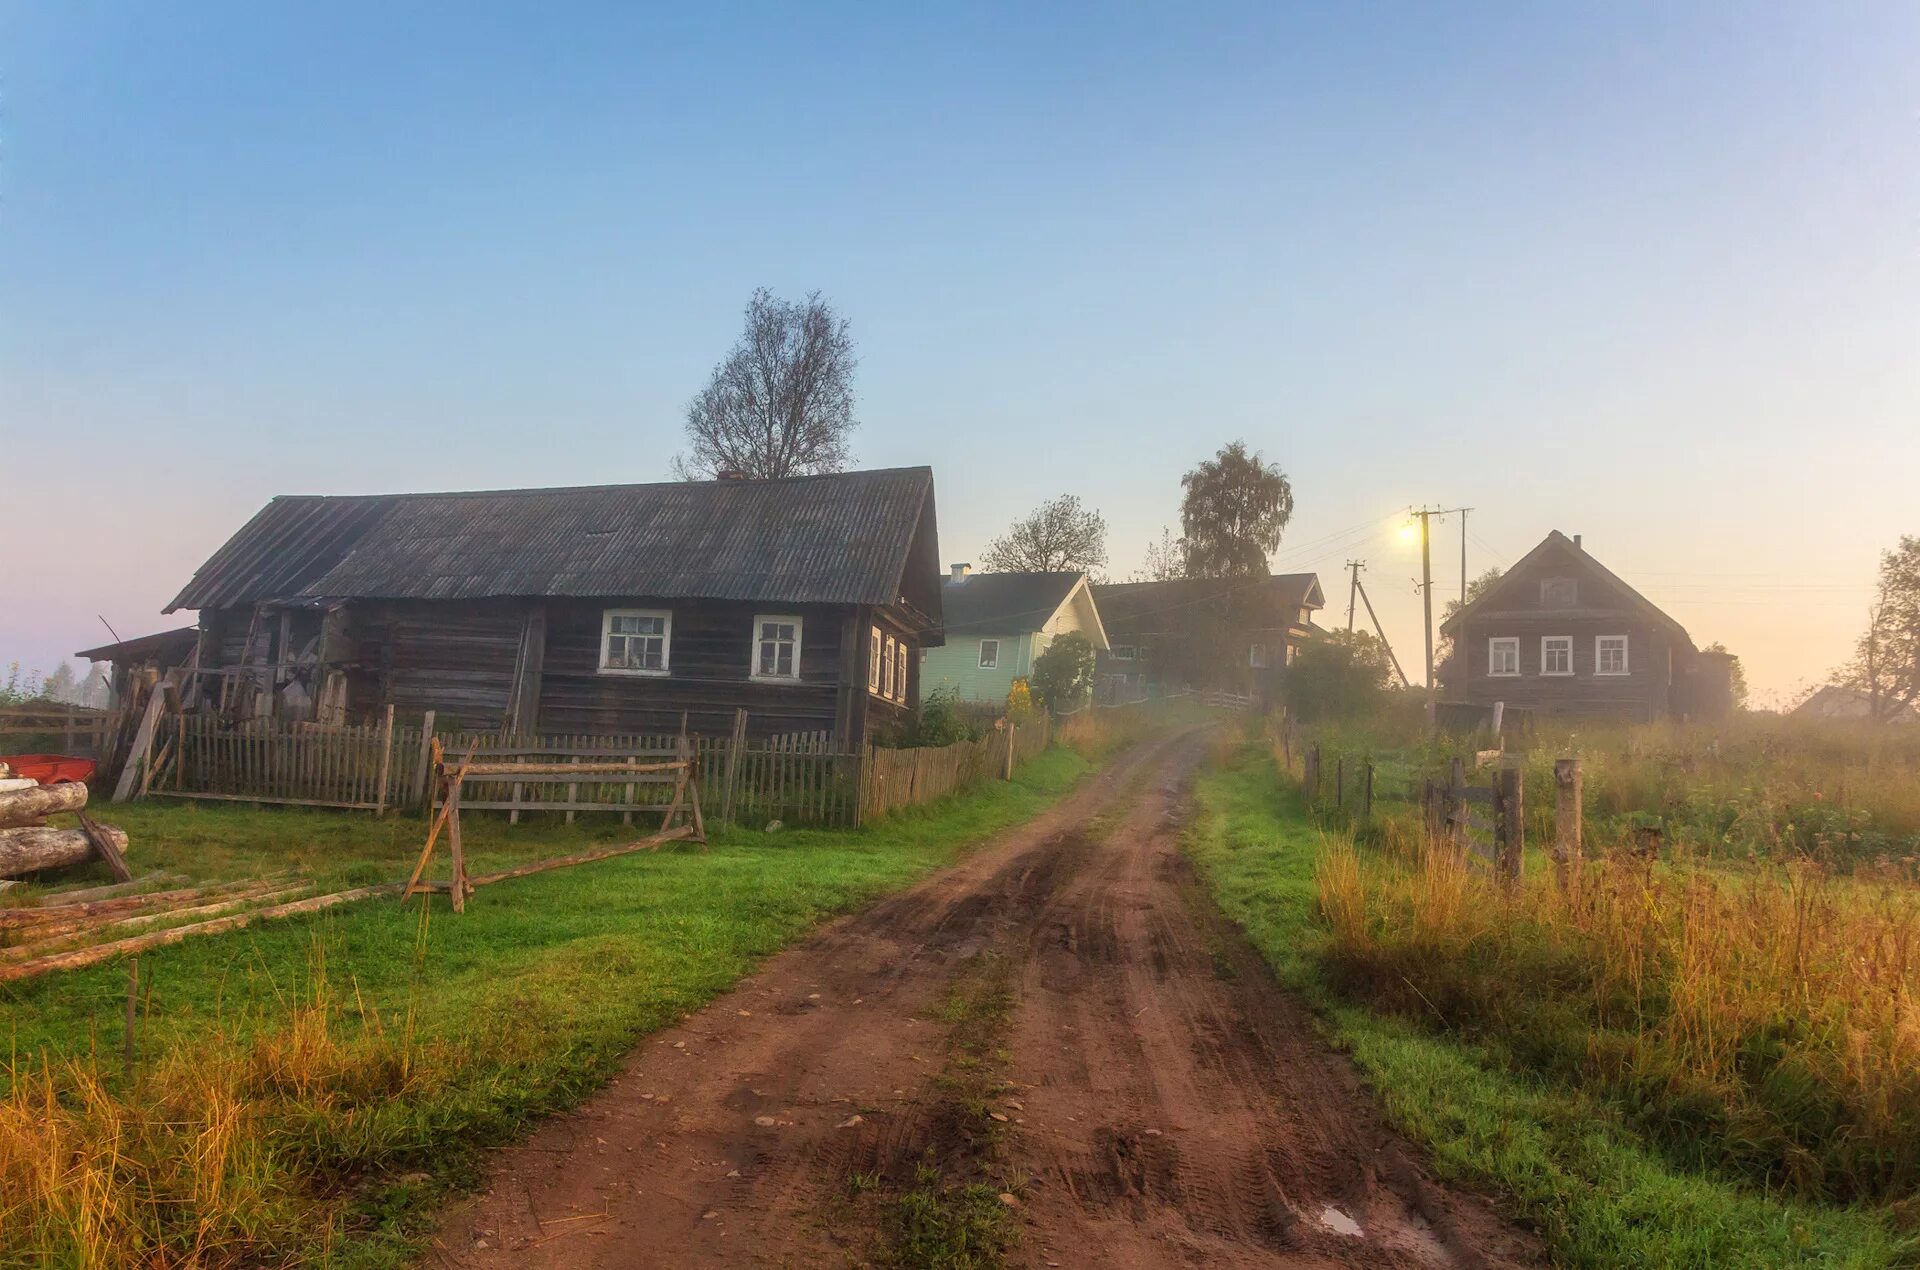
3 2 1915 703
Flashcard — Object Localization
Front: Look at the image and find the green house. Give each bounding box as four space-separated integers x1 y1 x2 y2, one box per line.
920 566 1109 705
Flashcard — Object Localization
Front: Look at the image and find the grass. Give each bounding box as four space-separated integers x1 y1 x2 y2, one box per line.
879 951 1023 1269
0 745 1093 1267
1185 740 1918 1269
1307 713 1920 871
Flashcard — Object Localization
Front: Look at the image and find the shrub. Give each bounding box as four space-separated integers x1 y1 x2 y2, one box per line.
1029 634 1095 715
914 686 977 747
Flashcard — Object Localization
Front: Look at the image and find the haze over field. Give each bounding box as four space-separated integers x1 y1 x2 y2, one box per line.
2 3 1915 702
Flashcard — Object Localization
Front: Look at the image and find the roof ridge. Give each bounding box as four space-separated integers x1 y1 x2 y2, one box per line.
263 466 933 504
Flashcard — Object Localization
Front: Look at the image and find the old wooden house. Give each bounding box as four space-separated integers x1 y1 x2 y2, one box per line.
1439 530 1730 722
1089 573 1324 706
163 467 945 747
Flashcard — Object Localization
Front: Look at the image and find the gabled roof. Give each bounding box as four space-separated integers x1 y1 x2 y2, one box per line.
167 468 941 616
1792 685 1920 723
1091 573 1324 631
941 572 1084 634
1438 530 1691 647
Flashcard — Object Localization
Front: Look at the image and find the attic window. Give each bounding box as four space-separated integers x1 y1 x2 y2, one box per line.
1540 578 1578 607
1110 644 1136 662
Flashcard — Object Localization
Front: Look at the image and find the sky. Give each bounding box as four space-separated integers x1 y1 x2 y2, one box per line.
2 2 1915 706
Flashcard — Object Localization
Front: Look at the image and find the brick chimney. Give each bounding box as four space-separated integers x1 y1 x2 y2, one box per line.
1573 534 1583 550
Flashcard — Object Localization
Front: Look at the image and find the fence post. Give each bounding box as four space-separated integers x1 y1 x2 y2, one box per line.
374 704 396 816
1335 755 1344 813
412 710 437 810
1447 756 1466 852
1303 743 1320 807
1553 757 1582 893
1005 721 1016 781
722 708 747 826
1496 764 1523 885
1362 761 1374 824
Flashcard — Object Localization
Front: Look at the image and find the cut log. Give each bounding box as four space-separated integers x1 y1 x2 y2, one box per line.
0 782 88 828
0 883 398 983
0 825 130 879
31 872 188 906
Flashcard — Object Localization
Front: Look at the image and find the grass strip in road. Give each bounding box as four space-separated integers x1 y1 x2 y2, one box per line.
1185 744 1916 1270
0 747 1094 1269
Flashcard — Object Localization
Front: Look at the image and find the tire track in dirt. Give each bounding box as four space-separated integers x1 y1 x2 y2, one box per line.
429 729 1538 1268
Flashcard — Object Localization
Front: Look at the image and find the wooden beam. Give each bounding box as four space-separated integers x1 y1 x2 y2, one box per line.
0 782 89 829
110 678 172 803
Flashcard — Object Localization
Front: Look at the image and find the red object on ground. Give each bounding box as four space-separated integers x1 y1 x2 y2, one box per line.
2 755 98 785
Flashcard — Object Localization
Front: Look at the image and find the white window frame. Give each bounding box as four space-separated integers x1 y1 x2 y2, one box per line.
1110 644 1136 662
882 634 898 700
751 614 804 682
1487 637 1520 677
1540 635 1574 677
978 638 1000 670
893 639 910 702
868 626 882 693
598 608 672 676
1595 634 1630 676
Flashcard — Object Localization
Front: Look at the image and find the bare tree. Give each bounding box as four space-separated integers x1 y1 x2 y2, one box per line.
981 495 1108 574
675 289 857 479
1131 525 1187 582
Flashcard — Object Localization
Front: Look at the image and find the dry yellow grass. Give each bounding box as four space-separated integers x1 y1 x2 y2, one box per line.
1317 825 1920 1208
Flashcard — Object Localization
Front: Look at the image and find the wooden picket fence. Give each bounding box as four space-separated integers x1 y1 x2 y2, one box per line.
138 710 1060 828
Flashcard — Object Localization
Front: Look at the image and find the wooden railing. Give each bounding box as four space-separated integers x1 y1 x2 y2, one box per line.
0 703 112 756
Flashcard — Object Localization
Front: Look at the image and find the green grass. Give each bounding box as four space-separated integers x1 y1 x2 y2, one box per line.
1 746 1092 1265
1185 744 1917 1269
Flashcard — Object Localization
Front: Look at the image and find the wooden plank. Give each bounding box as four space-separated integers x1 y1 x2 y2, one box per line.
110 681 172 803
75 812 134 883
374 704 396 815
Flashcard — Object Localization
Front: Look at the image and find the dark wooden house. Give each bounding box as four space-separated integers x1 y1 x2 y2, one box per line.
163 468 945 747
1089 573 1324 706
1439 530 1729 722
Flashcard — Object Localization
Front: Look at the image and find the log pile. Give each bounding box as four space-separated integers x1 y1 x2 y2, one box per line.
0 778 131 879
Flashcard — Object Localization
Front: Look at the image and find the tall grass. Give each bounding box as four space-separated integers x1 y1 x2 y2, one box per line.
0 944 440 1266
1317 825 1920 1212
1308 713 1920 869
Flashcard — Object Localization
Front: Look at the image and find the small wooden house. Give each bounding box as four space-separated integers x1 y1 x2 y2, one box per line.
164 468 945 747
918 566 1108 704
1439 530 1729 722
1089 573 1324 706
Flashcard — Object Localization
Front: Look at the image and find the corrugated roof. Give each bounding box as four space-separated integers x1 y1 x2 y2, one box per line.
167 468 938 612
1091 573 1323 630
941 572 1084 634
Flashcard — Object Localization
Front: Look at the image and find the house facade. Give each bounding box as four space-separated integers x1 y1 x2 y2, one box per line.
1439 530 1729 722
164 468 945 747
1089 573 1324 706
919 566 1108 704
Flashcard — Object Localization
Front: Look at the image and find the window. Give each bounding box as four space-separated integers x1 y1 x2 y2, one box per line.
894 639 910 701
1541 635 1573 676
1540 578 1579 608
882 635 898 699
978 638 1000 670
869 626 882 693
1596 635 1629 676
1110 644 1136 662
600 609 670 675
1488 637 1520 677
752 615 802 681
1248 643 1268 668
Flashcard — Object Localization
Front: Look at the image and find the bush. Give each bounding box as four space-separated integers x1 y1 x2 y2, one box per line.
1286 629 1398 722
913 686 977 747
1029 634 1095 715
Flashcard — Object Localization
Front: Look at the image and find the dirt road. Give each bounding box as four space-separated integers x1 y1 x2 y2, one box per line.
432 730 1538 1267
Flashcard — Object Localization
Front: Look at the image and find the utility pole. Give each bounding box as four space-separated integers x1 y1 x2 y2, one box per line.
1458 507 1473 606
1353 572 1410 688
1345 560 1365 633
1420 503 1436 722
